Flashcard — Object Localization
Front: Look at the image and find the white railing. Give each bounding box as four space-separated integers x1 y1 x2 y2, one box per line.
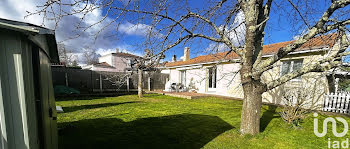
323 92 350 114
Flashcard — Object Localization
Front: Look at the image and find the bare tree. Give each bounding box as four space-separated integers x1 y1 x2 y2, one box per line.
31 0 350 135
135 49 165 98
57 43 76 66
82 48 99 65
103 72 131 91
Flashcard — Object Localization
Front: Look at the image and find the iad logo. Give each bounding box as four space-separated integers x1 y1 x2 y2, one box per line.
314 113 349 148
313 113 348 137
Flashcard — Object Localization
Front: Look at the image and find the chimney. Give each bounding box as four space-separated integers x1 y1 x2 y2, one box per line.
116 48 119 53
172 55 177 62
184 47 190 61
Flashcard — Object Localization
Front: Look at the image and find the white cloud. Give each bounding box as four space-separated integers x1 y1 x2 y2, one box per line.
293 29 308 40
226 11 246 46
180 56 184 61
118 22 163 37
96 48 116 56
206 11 245 53
0 0 141 64
0 0 48 26
205 43 229 53
96 46 143 57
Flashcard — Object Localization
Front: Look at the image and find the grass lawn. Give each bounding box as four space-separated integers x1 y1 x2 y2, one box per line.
56 94 350 149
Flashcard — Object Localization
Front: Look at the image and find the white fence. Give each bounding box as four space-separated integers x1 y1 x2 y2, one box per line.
323 92 350 114
338 91 350 94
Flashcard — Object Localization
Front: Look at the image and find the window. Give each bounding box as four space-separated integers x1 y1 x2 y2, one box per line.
180 70 186 85
208 67 217 88
281 59 303 80
128 59 134 68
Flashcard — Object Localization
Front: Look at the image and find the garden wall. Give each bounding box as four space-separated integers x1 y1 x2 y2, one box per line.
51 66 169 94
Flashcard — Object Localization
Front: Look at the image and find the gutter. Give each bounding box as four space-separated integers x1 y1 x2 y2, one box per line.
261 47 329 58
167 59 240 69
0 21 40 33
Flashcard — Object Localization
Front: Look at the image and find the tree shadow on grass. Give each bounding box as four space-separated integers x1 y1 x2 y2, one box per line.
58 114 234 149
55 96 107 101
55 92 138 101
144 93 162 96
63 101 140 113
260 105 280 132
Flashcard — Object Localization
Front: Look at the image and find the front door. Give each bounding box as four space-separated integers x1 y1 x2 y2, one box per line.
208 67 216 92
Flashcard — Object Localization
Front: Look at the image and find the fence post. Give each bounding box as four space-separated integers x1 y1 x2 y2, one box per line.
332 92 336 112
99 74 103 93
65 72 69 87
148 77 151 91
127 77 130 92
346 94 350 114
324 94 328 111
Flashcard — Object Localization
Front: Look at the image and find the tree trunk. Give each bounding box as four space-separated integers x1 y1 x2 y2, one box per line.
240 79 265 135
326 75 336 93
239 1 266 135
138 68 143 98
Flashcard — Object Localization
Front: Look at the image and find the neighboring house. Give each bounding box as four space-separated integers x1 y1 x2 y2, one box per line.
164 34 339 107
83 49 142 72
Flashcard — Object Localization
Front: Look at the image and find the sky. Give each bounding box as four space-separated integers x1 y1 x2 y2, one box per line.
0 0 344 64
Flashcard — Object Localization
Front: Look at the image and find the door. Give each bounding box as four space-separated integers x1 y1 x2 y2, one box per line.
33 49 58 149
208 67 217 92
180 70 186 86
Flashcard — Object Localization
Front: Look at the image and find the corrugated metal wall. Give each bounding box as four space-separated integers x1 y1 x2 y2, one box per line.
0 29 37 149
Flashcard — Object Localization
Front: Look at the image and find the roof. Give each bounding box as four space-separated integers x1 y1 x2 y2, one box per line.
0 18 59 62
109 52 142 59
93 62 115 68
165 33 338 67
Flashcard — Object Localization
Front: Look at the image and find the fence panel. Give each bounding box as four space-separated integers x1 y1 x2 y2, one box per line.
324 92 350 114
346 95 350 113
51 67 169 94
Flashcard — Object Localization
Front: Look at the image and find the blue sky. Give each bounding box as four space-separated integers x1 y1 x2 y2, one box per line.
0 0 345 63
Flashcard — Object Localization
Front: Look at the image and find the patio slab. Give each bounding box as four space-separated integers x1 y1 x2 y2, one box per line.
147 91 242 100
147 91 211 99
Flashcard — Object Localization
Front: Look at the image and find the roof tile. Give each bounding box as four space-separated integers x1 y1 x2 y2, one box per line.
165 33 338 67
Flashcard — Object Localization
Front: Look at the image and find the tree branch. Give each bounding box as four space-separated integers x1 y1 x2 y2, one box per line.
255 0 350 76
266 32 350 90
287 0 311 29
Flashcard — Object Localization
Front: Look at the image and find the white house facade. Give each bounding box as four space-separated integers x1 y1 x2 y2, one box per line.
82 49 141 72
164 34 339 107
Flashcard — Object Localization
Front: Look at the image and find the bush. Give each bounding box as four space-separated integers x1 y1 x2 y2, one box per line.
279 84 322 128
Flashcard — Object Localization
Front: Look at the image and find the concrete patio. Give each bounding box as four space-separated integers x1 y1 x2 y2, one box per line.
147 91 242 100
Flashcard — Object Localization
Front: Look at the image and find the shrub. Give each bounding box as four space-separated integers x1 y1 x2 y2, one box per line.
279 84 322 128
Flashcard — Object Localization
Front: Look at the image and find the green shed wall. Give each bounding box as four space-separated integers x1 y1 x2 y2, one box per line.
0 28 58 149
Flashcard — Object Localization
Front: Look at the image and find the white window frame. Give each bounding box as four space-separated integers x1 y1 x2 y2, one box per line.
207 67 217 92
280 59 303 81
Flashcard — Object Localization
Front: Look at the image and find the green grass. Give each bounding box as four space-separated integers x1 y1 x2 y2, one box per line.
56 94 350 149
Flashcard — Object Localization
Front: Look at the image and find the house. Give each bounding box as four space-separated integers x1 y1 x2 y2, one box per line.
82 49 142 72
164 34 339 107
0 18 59 149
